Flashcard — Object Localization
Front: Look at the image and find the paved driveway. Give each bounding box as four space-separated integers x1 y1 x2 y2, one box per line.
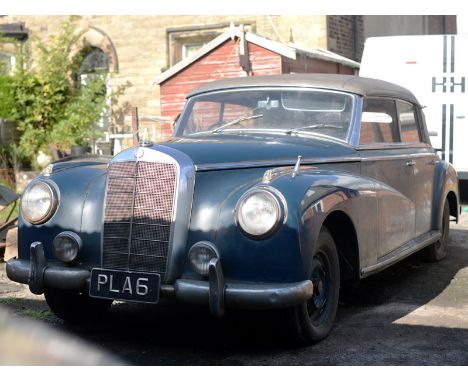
1 213 467 365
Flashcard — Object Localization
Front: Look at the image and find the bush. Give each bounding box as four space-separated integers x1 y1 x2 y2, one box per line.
0 17 108 162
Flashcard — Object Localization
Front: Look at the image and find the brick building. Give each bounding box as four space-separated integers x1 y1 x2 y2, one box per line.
0 15 456 151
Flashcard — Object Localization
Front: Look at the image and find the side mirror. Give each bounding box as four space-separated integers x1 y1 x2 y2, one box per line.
428 131 438 137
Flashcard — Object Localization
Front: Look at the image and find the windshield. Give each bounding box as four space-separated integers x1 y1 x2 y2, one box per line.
176 88 355 141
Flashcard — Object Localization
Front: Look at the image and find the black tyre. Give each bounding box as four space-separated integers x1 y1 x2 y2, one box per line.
420 199 450 262
44 287 112 323
284 227 341 344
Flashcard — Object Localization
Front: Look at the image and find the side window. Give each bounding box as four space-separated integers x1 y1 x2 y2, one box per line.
397 100 422 143
360 98 399 145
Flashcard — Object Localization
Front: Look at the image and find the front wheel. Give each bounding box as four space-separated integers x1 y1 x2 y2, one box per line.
284 227 341 344
420 199 450 262
44 287 112 323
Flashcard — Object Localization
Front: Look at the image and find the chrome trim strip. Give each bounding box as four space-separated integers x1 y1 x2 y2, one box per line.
360 152 437 162
195 150 437 171
357 143 433 150
126 159 139 269
195 156 361 171
361 230 441 277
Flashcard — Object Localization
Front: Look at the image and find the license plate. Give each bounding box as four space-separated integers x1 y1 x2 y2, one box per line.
89 268 160 304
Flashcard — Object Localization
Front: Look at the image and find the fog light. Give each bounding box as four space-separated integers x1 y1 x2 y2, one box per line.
52 232 82 263
188 241 219 276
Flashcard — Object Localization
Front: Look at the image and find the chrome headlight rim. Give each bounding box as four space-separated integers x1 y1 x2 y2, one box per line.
188 241 220 276
235 186 287 240
52 231 82 263
20 180 59 225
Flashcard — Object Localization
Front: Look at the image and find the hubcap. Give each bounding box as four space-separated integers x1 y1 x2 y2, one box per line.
307 254 331 323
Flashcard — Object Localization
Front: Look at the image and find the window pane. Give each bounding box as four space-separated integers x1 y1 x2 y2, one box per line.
360 98 399 144
186 101 221 133
182 43 206 59
398 101 421 143
178 89 354 141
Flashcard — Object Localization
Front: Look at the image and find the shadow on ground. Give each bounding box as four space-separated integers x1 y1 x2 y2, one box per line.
2 227 468 365
3 229 463 365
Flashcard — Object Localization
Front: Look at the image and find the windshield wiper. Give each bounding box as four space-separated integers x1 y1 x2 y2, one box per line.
212 114 263 133
285 123 343 135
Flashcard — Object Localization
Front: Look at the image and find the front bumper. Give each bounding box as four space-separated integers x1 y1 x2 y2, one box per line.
7 242 314 316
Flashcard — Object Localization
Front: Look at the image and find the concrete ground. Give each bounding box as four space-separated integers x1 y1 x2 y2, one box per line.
1 213 468 365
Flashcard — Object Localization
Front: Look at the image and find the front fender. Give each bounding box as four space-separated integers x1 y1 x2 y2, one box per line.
273 168 376 274
187 165 375 283
17 166 107 266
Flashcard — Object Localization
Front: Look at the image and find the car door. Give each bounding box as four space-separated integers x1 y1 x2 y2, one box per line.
396 100 438 236
359 97 416 258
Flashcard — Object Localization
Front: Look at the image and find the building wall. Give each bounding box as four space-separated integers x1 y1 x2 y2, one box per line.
327 16 364 62
0 15 328 137
160 39 283 131
363 15 457 40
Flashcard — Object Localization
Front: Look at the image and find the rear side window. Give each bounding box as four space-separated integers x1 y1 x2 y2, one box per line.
360 98 399 144
397 100 422 143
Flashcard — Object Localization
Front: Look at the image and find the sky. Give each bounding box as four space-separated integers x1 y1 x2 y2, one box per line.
2 0 467 17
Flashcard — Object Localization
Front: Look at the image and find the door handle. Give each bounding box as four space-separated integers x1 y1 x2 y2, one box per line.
406 160 416 167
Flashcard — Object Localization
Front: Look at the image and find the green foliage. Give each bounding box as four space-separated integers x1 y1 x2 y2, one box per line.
0 143 29 171
0 199 18 223
0 17 109 161
0 76 15 118
51 74 107 148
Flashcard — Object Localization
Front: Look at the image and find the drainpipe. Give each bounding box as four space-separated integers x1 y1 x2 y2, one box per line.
352 16 359 62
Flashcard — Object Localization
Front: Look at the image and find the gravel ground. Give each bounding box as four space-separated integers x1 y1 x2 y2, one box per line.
1 213 468 365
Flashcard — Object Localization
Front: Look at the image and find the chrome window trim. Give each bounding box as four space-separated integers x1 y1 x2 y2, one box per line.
176 86 357 144
103 145 195 284
355 95 434 150
357 96 400 145
396 99 423 144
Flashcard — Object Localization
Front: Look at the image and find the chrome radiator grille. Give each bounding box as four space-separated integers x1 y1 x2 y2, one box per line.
102 161 177 275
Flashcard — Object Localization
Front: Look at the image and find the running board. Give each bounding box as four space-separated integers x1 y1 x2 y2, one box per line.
361 230 441 278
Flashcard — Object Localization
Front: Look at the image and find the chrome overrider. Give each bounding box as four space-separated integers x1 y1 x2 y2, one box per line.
6 145 314 316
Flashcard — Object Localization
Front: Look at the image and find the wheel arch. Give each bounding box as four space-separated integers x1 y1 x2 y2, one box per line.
321 210 360 282
432 161 459 227
446 190 458 221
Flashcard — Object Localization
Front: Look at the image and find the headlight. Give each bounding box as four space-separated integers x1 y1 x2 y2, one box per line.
188 241 219 275
236 188 286 239
21 181 58 225
53 232 82 263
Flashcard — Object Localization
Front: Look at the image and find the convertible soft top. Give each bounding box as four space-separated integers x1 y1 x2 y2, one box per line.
188 74 421 106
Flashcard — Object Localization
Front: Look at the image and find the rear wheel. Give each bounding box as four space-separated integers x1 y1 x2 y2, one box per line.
420 199 450 262
283 227 341 344
44 287 112 322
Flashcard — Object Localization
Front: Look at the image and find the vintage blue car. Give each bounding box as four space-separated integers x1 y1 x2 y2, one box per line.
7 74 460 343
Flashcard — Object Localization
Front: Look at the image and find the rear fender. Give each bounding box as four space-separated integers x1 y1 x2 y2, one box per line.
432 161 459 228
